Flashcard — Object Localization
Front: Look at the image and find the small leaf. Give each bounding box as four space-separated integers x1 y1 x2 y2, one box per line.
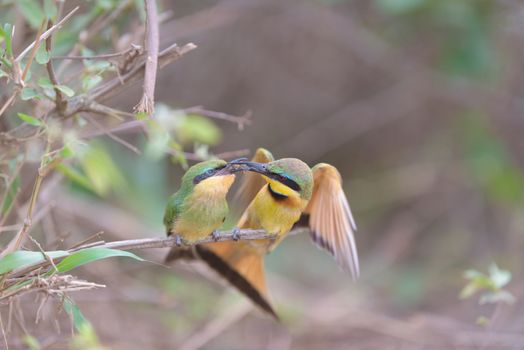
63 298 91 332
17 113 42 126
55 84 75 97
22 334 41 350
81 74 102 91
55 247 144 273
37 76 54 89
488 263 511 289
479 290 516 305
43 0 57 19
135 111 147 120
3 23 14 56
17 0 45 29
476 316 489 326
35 45 51 64
459 282 478 300
21 87 40 100
1 175 20 215
59 145 76 158
0 250 69 274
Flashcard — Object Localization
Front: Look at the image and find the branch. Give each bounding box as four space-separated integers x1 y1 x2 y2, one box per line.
65 42 196 116
184 106 252 130
71 229 271 252
15 7 79 63
7 228 309 280
134 0 160 117
45 20 66 115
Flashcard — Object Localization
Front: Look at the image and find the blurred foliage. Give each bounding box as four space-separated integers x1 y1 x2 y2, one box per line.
460 263 515 305
375 0 496 78
460 111 524 205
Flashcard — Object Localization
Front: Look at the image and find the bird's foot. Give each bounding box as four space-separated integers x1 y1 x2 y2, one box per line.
174 234 183 247
232 227 241 241
211 230 221 242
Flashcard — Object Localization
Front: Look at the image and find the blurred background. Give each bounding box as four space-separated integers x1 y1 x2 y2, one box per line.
1 0 524 349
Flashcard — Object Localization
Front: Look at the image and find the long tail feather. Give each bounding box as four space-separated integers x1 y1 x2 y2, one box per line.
196 243 278 320
164 247 197 263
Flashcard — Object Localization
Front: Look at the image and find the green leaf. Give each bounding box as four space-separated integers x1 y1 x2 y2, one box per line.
176 114 222 146
375 0 428 15
59 145 76 158
35 45 51 64
479 290 515 305
37 76 54 89
55 84 75 97
56 164 97 193
20 87 40 100
81 74 102 91
17 113 42 126
22 334 41 350
63 298 90 331
43 0 57 19
0 250 69 274
0 68 10 78
79 142 128 196
135 111 147 120
488 263 511 289
1 175 20 215
55 247 144 273
17 0 45 29
3 23 14 57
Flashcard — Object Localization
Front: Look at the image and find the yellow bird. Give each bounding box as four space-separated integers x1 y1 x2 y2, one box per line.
195 148 359 318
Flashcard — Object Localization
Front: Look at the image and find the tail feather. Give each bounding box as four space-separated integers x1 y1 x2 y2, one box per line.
196 243 278 320
164 247 197 263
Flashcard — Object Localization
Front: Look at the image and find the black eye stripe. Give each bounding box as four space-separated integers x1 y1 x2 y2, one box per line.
193 165 226 184
274 174 300 191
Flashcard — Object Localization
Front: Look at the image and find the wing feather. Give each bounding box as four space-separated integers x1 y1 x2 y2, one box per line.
306 164 359 279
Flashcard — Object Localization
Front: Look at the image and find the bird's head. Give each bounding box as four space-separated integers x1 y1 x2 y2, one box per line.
242 158 313 202
181 159 250 190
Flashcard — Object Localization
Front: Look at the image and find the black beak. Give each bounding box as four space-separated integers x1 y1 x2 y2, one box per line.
235 161 271 175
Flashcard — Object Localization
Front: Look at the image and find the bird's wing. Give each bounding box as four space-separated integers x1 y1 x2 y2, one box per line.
232 148 274 216
304 163 359 279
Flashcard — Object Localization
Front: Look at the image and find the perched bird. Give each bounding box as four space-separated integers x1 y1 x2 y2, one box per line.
163 159 249 262
197 148 359 318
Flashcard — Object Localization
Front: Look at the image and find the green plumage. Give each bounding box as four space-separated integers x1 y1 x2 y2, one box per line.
163 159 228 235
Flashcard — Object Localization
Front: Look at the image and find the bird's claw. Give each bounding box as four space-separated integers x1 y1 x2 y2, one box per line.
211 230 220 242
232 228 241 241
174 234 183 247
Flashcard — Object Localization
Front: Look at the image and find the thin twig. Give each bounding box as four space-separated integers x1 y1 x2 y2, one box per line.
134 0 160 117
15 7 79 63
65 42 196 115
52 46 141 60
45 20 66 115
184 106 252 130
84 115 141 154
21 19 48 81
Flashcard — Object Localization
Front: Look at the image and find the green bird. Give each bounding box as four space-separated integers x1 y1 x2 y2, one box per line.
163 159 248 262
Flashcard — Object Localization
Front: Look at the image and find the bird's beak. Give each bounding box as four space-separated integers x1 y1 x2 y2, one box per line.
215 160 256 175
235 161 271 176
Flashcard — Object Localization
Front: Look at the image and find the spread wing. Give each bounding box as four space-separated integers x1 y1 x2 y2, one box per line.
305 163 359 279
232 148 274 216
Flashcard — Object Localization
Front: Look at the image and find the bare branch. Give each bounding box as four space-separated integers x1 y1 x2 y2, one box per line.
184 107 252 130
15 7 79 63
66 42 196 114
45 20 66 115
134 0 160 117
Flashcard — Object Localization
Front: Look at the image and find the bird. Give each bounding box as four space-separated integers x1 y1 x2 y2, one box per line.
163 159 249 262
196 148 359 318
